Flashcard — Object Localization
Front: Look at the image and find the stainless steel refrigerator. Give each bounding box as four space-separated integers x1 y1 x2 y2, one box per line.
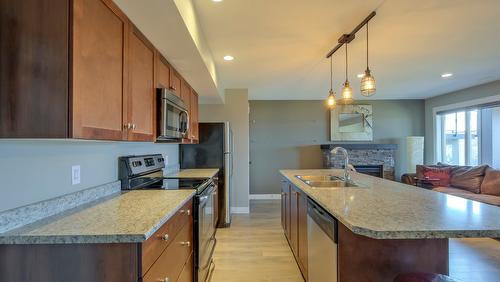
180 122 233 227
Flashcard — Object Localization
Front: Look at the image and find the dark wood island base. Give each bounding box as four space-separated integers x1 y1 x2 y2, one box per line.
338 223 449 282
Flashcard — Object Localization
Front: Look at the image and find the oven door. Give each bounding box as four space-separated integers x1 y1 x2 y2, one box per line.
198 184 216 282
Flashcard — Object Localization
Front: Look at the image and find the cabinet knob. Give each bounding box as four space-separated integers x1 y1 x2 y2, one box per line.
161 234 169 241
281 192 285 196
159 277 169 282
124 123 131 129
170 86 177 91
132 124 137 130
180 241 191 247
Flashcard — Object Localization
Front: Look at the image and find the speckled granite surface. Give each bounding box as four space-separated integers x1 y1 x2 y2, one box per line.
280 169 500 239
0 181 121 234
166 168 219 179
0 190 195 244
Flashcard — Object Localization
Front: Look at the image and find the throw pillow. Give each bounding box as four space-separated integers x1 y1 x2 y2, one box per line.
481 168 500 196
422 166 452 187
450 165 488 193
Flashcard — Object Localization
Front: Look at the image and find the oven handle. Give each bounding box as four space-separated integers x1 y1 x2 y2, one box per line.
199 236 217 271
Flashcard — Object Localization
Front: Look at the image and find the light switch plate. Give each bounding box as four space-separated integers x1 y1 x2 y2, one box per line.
72 165 81 185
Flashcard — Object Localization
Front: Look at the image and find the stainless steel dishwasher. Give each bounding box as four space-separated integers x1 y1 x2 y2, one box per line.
307 198 338 282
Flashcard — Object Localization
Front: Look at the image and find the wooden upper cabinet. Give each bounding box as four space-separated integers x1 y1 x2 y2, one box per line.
0 0 69 138
170 68 182 97
127 26 155 141
190 89 199 142
156 54 171 89
72 0 128 140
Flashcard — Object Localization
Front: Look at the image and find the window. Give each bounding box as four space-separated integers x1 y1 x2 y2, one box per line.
438 110 478 165
436 104 500 167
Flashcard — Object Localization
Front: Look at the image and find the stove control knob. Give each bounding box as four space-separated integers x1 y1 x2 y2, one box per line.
161 234 169 241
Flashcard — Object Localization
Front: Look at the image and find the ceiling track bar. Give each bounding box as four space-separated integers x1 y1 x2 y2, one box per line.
325 11 377 58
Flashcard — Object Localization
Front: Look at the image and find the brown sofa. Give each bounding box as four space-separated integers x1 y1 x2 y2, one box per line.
402 164 500 206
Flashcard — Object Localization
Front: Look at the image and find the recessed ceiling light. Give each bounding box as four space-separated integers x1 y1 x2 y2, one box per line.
223 55 234 61
357 73 365 78
441 73 453 78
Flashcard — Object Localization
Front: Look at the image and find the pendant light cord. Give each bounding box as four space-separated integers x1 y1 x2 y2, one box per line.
345 43 348 80
330 56 333 90
366 22 369 68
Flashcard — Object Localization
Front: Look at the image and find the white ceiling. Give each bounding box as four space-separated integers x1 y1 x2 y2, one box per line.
193 0 500 100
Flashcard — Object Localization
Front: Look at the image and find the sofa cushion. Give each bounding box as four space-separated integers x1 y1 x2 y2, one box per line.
432 187 500 206
449 165 488 193
422 166 452 187
432 187 475 195
481 168 500 196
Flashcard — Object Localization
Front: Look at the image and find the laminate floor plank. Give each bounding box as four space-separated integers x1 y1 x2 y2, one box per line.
211 200 500 282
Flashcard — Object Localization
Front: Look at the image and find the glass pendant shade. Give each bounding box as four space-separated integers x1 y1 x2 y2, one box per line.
360 68 376 96
340 80 353 104
327 89 336 108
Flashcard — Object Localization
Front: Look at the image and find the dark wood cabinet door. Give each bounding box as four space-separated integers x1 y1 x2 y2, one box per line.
156 54 171 89
170 68 181 97
190 89 199 142
297 190 308 278
281 179 289 237
71 0 128 140
127 25 155 141
290 186 299 256
0 0 69 138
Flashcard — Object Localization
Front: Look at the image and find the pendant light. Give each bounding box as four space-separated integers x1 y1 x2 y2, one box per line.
360 22 376 96
340 43 353 104
327 56 336 108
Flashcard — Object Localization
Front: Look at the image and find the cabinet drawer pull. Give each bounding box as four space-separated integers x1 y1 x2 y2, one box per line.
180 241 191 247
132 124 137 130
170 86 177 91
180 209 191 216
159 277 169 282
161 234 169 241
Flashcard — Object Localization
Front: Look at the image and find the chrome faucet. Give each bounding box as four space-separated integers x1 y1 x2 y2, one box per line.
331 147 352 182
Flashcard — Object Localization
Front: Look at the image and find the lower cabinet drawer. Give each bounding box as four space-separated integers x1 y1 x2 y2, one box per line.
177 252 194 282
142 200 192 274
142 218 193 282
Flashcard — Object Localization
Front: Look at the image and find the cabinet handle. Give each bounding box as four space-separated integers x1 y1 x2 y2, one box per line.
159 277 169 282
281 192 286 196
161 234 169 241
132 124 137 130
170 86 177 91
180 209 191 216
124 123 131 130
180 241 191 247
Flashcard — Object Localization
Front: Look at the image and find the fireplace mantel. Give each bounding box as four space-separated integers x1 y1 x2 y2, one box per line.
320 144 397 150
321 144 398 180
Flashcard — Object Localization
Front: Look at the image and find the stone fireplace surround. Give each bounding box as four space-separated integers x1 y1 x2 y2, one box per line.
321 144 398 180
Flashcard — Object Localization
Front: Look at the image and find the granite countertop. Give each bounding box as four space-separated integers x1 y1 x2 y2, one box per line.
166 168 219 179
0 190 195 244
280 169 500 239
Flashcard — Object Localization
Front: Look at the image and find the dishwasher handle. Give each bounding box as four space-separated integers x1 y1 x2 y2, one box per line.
308 198 338 243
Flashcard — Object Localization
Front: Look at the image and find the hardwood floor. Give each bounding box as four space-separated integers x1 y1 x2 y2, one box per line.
211 200 500 282
211 200 303 282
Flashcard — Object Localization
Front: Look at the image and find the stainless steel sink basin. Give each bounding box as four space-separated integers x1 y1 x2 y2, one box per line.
295 175 364 189
303 180 360 188
295 175 343 182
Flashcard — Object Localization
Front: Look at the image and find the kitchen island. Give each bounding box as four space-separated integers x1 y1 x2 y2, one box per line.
280 169 500 282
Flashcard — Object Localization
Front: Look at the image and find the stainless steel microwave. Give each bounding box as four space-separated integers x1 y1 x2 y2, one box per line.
157 88 189 141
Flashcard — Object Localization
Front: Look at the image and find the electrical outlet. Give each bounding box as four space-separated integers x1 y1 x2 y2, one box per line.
72 165 81 185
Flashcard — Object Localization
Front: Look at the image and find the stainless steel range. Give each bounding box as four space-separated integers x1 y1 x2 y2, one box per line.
119 154 217 282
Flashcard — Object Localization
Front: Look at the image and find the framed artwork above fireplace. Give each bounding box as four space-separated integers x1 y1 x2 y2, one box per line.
330 104 373 141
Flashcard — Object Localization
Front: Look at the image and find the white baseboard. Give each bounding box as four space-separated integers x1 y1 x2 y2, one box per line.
231 207 250 214
249 194 281 200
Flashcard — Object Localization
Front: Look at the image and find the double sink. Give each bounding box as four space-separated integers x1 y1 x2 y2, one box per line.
295 175 364 189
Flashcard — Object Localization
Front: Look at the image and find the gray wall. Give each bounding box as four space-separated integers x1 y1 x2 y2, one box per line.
249 100 425 195
424 80 500 163
0 141 178 212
